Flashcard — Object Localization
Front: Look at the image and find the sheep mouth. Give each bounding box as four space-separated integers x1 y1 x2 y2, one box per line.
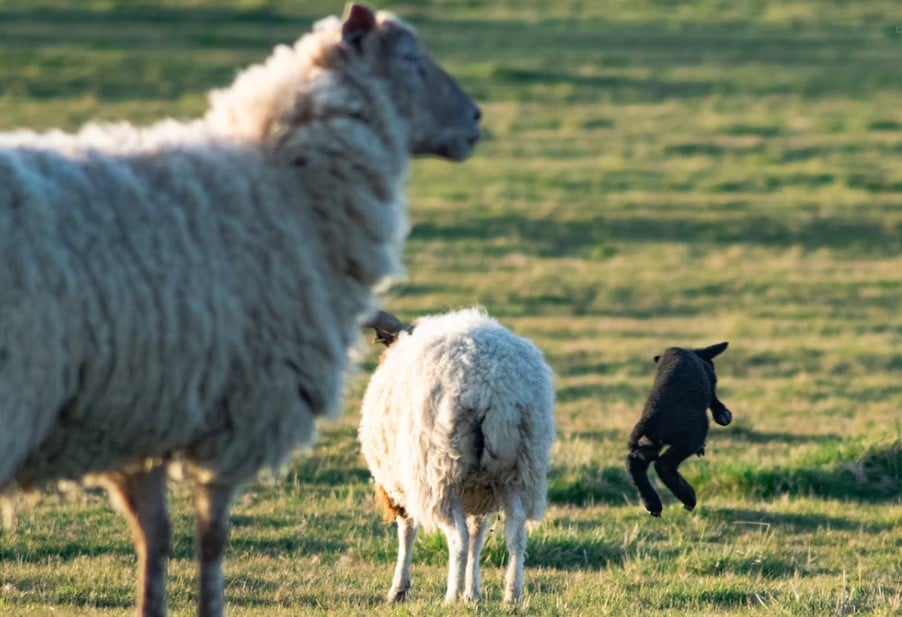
433 131 481 162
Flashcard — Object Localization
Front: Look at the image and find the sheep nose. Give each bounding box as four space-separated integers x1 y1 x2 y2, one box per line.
473 106 482 123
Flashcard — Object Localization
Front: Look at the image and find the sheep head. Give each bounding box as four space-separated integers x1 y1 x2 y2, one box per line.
340 3 481 161
362 310 408 347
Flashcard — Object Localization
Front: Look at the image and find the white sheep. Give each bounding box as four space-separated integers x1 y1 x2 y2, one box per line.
359 308 555 604
0 4 480 616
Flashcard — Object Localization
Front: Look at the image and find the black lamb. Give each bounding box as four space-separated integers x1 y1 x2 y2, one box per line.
627 342 733 517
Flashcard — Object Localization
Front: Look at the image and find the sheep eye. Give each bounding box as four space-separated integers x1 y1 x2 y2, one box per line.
402 52 419 63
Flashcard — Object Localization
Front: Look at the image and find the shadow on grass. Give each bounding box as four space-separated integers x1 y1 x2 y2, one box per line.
0 535 135 563
528 535 624 571
411 211 902 258
548 462 634 507
722 426 844 446
705 507 895 534
707 442 901 503
2 5 899 108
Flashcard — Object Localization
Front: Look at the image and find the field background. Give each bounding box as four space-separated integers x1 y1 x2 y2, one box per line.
1 1 900 615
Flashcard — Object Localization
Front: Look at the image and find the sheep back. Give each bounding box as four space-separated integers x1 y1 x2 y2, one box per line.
629 348 713 453
0 18 409 489
359 309 555 532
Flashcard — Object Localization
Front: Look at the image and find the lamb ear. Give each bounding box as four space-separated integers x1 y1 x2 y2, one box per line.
362 310 406 347
342 3 377 46
695 341 728 361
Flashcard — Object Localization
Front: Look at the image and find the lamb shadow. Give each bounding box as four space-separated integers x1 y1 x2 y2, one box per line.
703 507 894 534
722 426 844 446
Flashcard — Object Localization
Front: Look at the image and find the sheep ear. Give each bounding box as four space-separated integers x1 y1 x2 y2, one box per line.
371 329 397 347
695 341 728 361
342 3 377 47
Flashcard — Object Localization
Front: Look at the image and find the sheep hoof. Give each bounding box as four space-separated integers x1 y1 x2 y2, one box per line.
649 510 662 518
387 587 410 603
696 447 705 457
683 503 695 512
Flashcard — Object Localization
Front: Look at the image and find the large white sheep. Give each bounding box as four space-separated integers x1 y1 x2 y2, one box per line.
359 308 555 604
0 4 480 616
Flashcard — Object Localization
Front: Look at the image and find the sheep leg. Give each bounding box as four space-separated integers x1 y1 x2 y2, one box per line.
710 397 733 426
437 501 468 602
387 515 417 602
104 465 171 617
502 491 527 604
626 448 663 516
464 515 489 601
654 446 697 511
194 482 235 617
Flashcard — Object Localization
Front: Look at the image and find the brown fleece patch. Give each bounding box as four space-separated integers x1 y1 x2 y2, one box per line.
374 483 407 523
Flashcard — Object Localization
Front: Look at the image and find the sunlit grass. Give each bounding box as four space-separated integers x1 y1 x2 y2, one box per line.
1 0 900 615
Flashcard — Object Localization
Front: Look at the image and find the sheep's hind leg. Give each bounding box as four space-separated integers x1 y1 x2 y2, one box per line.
464 515 489 601
195 481 236 617
502 491 527 604
626 447 663 517
104 465 171 617
387 515 417 602
654 446 697 512
437 500 468 602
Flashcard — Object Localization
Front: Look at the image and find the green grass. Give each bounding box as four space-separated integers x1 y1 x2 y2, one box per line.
1 0 901 615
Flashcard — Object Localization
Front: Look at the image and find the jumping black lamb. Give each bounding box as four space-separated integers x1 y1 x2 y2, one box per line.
626 342 733 517
0 4 480 616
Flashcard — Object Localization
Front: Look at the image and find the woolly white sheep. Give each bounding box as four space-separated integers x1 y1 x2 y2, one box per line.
359 308 555 604
0 4 480 616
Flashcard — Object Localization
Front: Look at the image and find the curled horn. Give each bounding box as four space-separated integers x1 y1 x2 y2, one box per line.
362 310 406 347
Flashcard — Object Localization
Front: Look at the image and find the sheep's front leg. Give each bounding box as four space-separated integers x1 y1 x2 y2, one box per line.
195 482 236 617
654 446 696 511
502 491 527 604
626 449 663 516
387 515 418 602
710 397 733 426
437 502 468 602
464 515 489 601
104 465 171 617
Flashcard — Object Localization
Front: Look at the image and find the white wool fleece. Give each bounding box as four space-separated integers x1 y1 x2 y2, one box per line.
0 17 408 490
359 308 556 532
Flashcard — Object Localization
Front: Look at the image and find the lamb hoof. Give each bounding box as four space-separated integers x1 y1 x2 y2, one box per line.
649 510 662 518
387 586 409 603
683 503 695 512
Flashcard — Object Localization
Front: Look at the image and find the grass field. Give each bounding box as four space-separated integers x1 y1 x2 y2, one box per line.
1 1 900 615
